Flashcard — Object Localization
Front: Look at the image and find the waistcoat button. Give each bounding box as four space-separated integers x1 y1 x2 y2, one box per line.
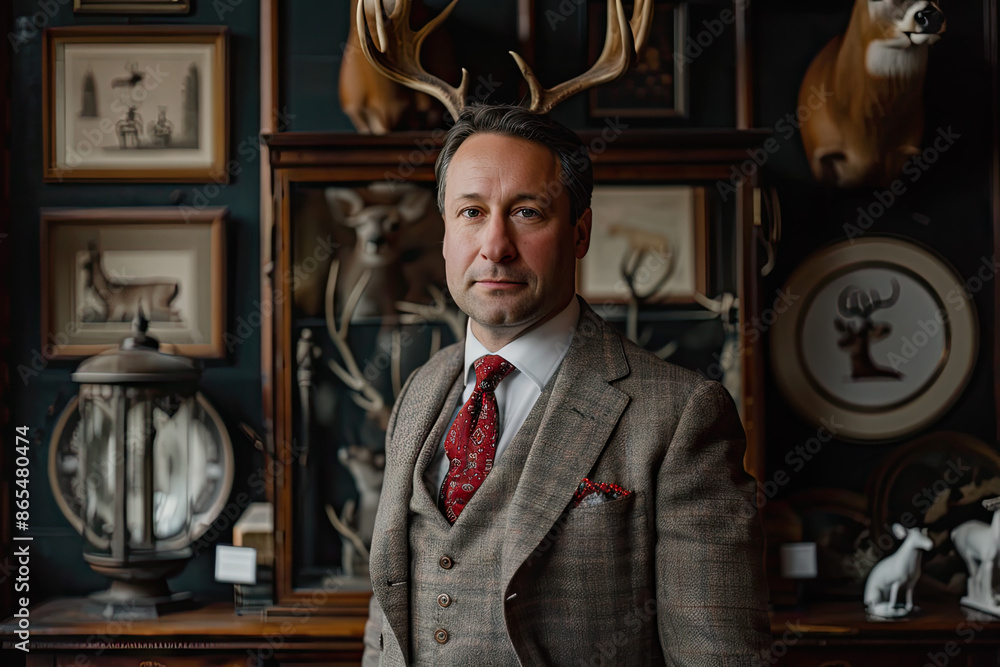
434 628 449 644
437 593 451 607
439 555 453 569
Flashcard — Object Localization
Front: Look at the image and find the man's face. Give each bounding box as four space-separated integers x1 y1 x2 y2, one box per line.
441 132 591 345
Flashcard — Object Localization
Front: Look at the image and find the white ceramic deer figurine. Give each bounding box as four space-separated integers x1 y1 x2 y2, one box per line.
325 445 385 579
952 497 1000 616
863 524 932 618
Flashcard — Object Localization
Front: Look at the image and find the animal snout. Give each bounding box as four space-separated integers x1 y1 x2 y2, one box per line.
915 5 944 34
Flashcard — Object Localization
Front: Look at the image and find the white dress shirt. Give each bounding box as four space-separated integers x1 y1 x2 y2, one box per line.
424 297 581 499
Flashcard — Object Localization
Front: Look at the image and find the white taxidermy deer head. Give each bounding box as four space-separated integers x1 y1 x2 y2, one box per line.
325 182 432 268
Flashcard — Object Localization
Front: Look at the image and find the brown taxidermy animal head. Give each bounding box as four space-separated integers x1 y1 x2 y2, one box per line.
862 0 946 76
798 0 945 188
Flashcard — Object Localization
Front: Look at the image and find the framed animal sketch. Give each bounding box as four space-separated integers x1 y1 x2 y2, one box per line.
41 207 227 358
588 2 688 119
770 237 977 442
42 26 228 182
578 185 707 304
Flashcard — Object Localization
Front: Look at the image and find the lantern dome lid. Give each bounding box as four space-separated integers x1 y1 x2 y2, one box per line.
72 309 201 385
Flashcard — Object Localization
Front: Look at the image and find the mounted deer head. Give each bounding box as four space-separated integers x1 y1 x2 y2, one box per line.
834 277 902 379
799 0 946 187
357 0 653 118
325 182 434 319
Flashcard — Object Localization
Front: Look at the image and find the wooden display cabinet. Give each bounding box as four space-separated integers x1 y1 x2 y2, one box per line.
259 129 772 617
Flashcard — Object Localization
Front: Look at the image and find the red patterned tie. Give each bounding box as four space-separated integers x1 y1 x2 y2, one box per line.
439 354 515 523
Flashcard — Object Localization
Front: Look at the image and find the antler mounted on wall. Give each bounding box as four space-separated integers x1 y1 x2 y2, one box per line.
357 0 653 119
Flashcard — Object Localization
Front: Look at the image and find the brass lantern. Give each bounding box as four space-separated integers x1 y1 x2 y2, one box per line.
57 313 234 618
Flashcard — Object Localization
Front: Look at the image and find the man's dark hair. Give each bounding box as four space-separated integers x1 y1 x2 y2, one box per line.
434 104 593 224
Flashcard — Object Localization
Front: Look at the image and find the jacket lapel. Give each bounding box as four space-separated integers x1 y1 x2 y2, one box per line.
369 343 464 665
500 303 631 592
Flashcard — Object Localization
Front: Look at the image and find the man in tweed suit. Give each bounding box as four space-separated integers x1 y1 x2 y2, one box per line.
362 105 771 665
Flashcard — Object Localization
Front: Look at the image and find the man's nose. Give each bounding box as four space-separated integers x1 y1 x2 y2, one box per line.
479 216 517 263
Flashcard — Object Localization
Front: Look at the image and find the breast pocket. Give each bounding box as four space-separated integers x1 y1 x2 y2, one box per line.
524 491 650 642
549 491 644 568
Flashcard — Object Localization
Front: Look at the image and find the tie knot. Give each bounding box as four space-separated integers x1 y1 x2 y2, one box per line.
473 354 514 392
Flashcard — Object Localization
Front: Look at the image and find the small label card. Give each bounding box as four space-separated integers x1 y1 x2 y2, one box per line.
215 545 258 585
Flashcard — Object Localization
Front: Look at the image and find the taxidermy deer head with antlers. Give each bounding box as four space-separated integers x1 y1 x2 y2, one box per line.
357 0 653 118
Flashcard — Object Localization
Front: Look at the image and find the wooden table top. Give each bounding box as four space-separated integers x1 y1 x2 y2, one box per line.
770 599 1000 639
0 597 365 641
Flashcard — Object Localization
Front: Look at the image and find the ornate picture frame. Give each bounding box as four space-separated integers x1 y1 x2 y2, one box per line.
40 207 227 359
42 26 228 182
770 236 978 442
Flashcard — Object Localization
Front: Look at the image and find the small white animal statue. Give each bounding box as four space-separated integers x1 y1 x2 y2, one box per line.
951 496 1000 616
863 523 933 618
799 0 946 187
325 445 385 579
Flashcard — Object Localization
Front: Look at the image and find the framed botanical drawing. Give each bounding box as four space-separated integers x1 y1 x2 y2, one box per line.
579 185 708 304
73 0 191 13
769 236 978 442
41 207 227 359
588 2 688 119
42 26 228 182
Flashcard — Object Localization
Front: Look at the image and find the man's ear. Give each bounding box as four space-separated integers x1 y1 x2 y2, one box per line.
574 208 592 259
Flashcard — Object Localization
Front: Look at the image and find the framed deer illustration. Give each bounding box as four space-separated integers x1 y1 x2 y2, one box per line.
40 207 227 359
769 236 977 442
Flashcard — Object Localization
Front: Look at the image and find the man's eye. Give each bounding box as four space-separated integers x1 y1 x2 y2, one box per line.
515 208 540 219
460 208 482 219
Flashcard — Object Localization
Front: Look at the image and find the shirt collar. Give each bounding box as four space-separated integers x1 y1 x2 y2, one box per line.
463 296 581 391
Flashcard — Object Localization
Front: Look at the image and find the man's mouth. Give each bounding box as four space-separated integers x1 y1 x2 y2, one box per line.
475 279 525 289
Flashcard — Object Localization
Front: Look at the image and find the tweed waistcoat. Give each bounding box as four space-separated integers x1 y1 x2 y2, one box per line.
405 373 556 666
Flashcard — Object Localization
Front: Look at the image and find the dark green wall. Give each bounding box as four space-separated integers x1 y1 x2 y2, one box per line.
9 0 262 602
280 0 738 131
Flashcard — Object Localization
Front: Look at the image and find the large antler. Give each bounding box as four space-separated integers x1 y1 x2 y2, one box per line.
359 0 653 118
837 278 900 320
357 0 470 121
513 0 652 114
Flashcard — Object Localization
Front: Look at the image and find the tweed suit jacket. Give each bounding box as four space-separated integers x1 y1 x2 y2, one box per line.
363 298 772 666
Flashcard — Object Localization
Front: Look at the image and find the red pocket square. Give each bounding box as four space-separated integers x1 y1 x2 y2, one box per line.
572 478 632 508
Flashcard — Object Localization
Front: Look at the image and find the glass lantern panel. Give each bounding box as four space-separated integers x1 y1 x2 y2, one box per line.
148 394 194 545
79 384 118 556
